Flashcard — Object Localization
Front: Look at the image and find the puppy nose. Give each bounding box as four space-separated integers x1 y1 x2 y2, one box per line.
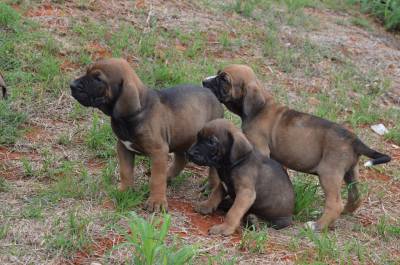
70 80 79 91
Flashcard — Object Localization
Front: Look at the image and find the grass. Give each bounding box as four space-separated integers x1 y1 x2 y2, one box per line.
46 211 93 257
0 101 27 144
115 213 197 265
356 0 400 30
238 225 269 254
85 112 116 158
292 175 321 222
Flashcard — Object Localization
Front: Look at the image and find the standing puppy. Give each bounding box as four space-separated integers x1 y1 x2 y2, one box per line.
0 73 7 99
70 58 223 211
203 65 391 231
186 119 294 236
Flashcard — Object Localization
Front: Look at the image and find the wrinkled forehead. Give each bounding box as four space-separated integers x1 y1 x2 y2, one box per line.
221 65 256 84
200 120 235 140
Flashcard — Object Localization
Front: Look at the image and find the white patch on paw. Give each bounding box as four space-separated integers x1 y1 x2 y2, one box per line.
121 140 140 153
305 221 317 231
364 160 373 167
203 75 217 81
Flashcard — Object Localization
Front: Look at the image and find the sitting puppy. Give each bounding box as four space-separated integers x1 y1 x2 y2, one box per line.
186 119 294 236
0 72 7 99
203 64 391 231
70 58 223 211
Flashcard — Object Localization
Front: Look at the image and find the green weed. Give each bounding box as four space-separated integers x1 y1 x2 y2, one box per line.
293 175 321 222
357 0 400 30
116 213 197 265
0 101 27 144
238 226 269 254
350 16 372 30
301 228 339 261
376 215 400 240
0 222 9 239
0 2 20 28
0 176 9 192
46 211 93 256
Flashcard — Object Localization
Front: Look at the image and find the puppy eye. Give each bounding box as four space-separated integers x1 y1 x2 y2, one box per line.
207 138 217 146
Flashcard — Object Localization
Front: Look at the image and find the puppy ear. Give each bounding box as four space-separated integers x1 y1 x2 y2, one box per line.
113 80 141 119
228 131 252 163
243 81 265 118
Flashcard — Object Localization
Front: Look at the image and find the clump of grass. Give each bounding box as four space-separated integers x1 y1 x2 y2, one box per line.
0 3 20 28
356 0 400 30
46 211 93 257
292 175 321 222
0 101 27 145
0 176 10 192
238 226 269 254
85 112 116 158
116 213 197 265
350 16 372 30
301 228 339 262
376 215 400 240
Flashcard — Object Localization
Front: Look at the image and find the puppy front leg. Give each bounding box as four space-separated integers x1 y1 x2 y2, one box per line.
195 180 225 215
209 187 256 236
117 141 135 191
145 148 169 212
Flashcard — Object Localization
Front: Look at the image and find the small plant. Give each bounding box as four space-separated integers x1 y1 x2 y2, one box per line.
293 176 320 222
0 222 9 239
231 0 259 17
238 226 269 254
350 17 372 30
116 213 197 265
357 0 400 30
46 211 92 256
0 176 10 192
301 227 339 261
376 215 400 240
0 2 20 28
0 101 27 145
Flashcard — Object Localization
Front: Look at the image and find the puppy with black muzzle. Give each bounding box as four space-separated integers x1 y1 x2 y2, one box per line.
202 65 391 231
186 119 294 236
0 72 7 99
70 58 224 212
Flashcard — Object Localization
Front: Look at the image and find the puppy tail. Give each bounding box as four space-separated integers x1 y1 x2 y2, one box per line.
354 139 391 167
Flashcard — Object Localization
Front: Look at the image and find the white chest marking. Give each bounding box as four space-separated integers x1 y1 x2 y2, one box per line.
121 140 140 153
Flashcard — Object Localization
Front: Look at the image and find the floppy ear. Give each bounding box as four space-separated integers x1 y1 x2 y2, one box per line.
113 80 141 119
243 81 265 118
228 131 253 163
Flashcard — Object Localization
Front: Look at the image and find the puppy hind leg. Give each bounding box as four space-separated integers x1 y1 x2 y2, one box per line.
167 152 187 180
343 164 362 214
310 171 344 231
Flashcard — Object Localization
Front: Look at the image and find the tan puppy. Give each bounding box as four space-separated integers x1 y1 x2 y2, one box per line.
203 64 391 231
70 58 223 211
186 119 294 236
0 72 7 99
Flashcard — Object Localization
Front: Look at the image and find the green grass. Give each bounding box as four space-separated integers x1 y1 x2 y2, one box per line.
350 16 373 30
356 0 400 30
238 226 269 254
115 213 197 265
301 228 339 262
0 101 27 144
0 176 10 192
85 112 116 158
376 215 400 240
46 211 93 257
0 2 20 28
292 175 321 222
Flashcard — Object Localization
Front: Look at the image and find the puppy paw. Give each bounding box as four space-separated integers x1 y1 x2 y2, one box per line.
145 196 168 212
194 201 214 215
209 223 236 236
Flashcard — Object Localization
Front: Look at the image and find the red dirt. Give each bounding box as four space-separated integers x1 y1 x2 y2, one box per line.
25 3 64 17
168 198 242 244
360 169 391 181
86 42 112 61
69 234 124 265
0 146 38 161
87 159 106 172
